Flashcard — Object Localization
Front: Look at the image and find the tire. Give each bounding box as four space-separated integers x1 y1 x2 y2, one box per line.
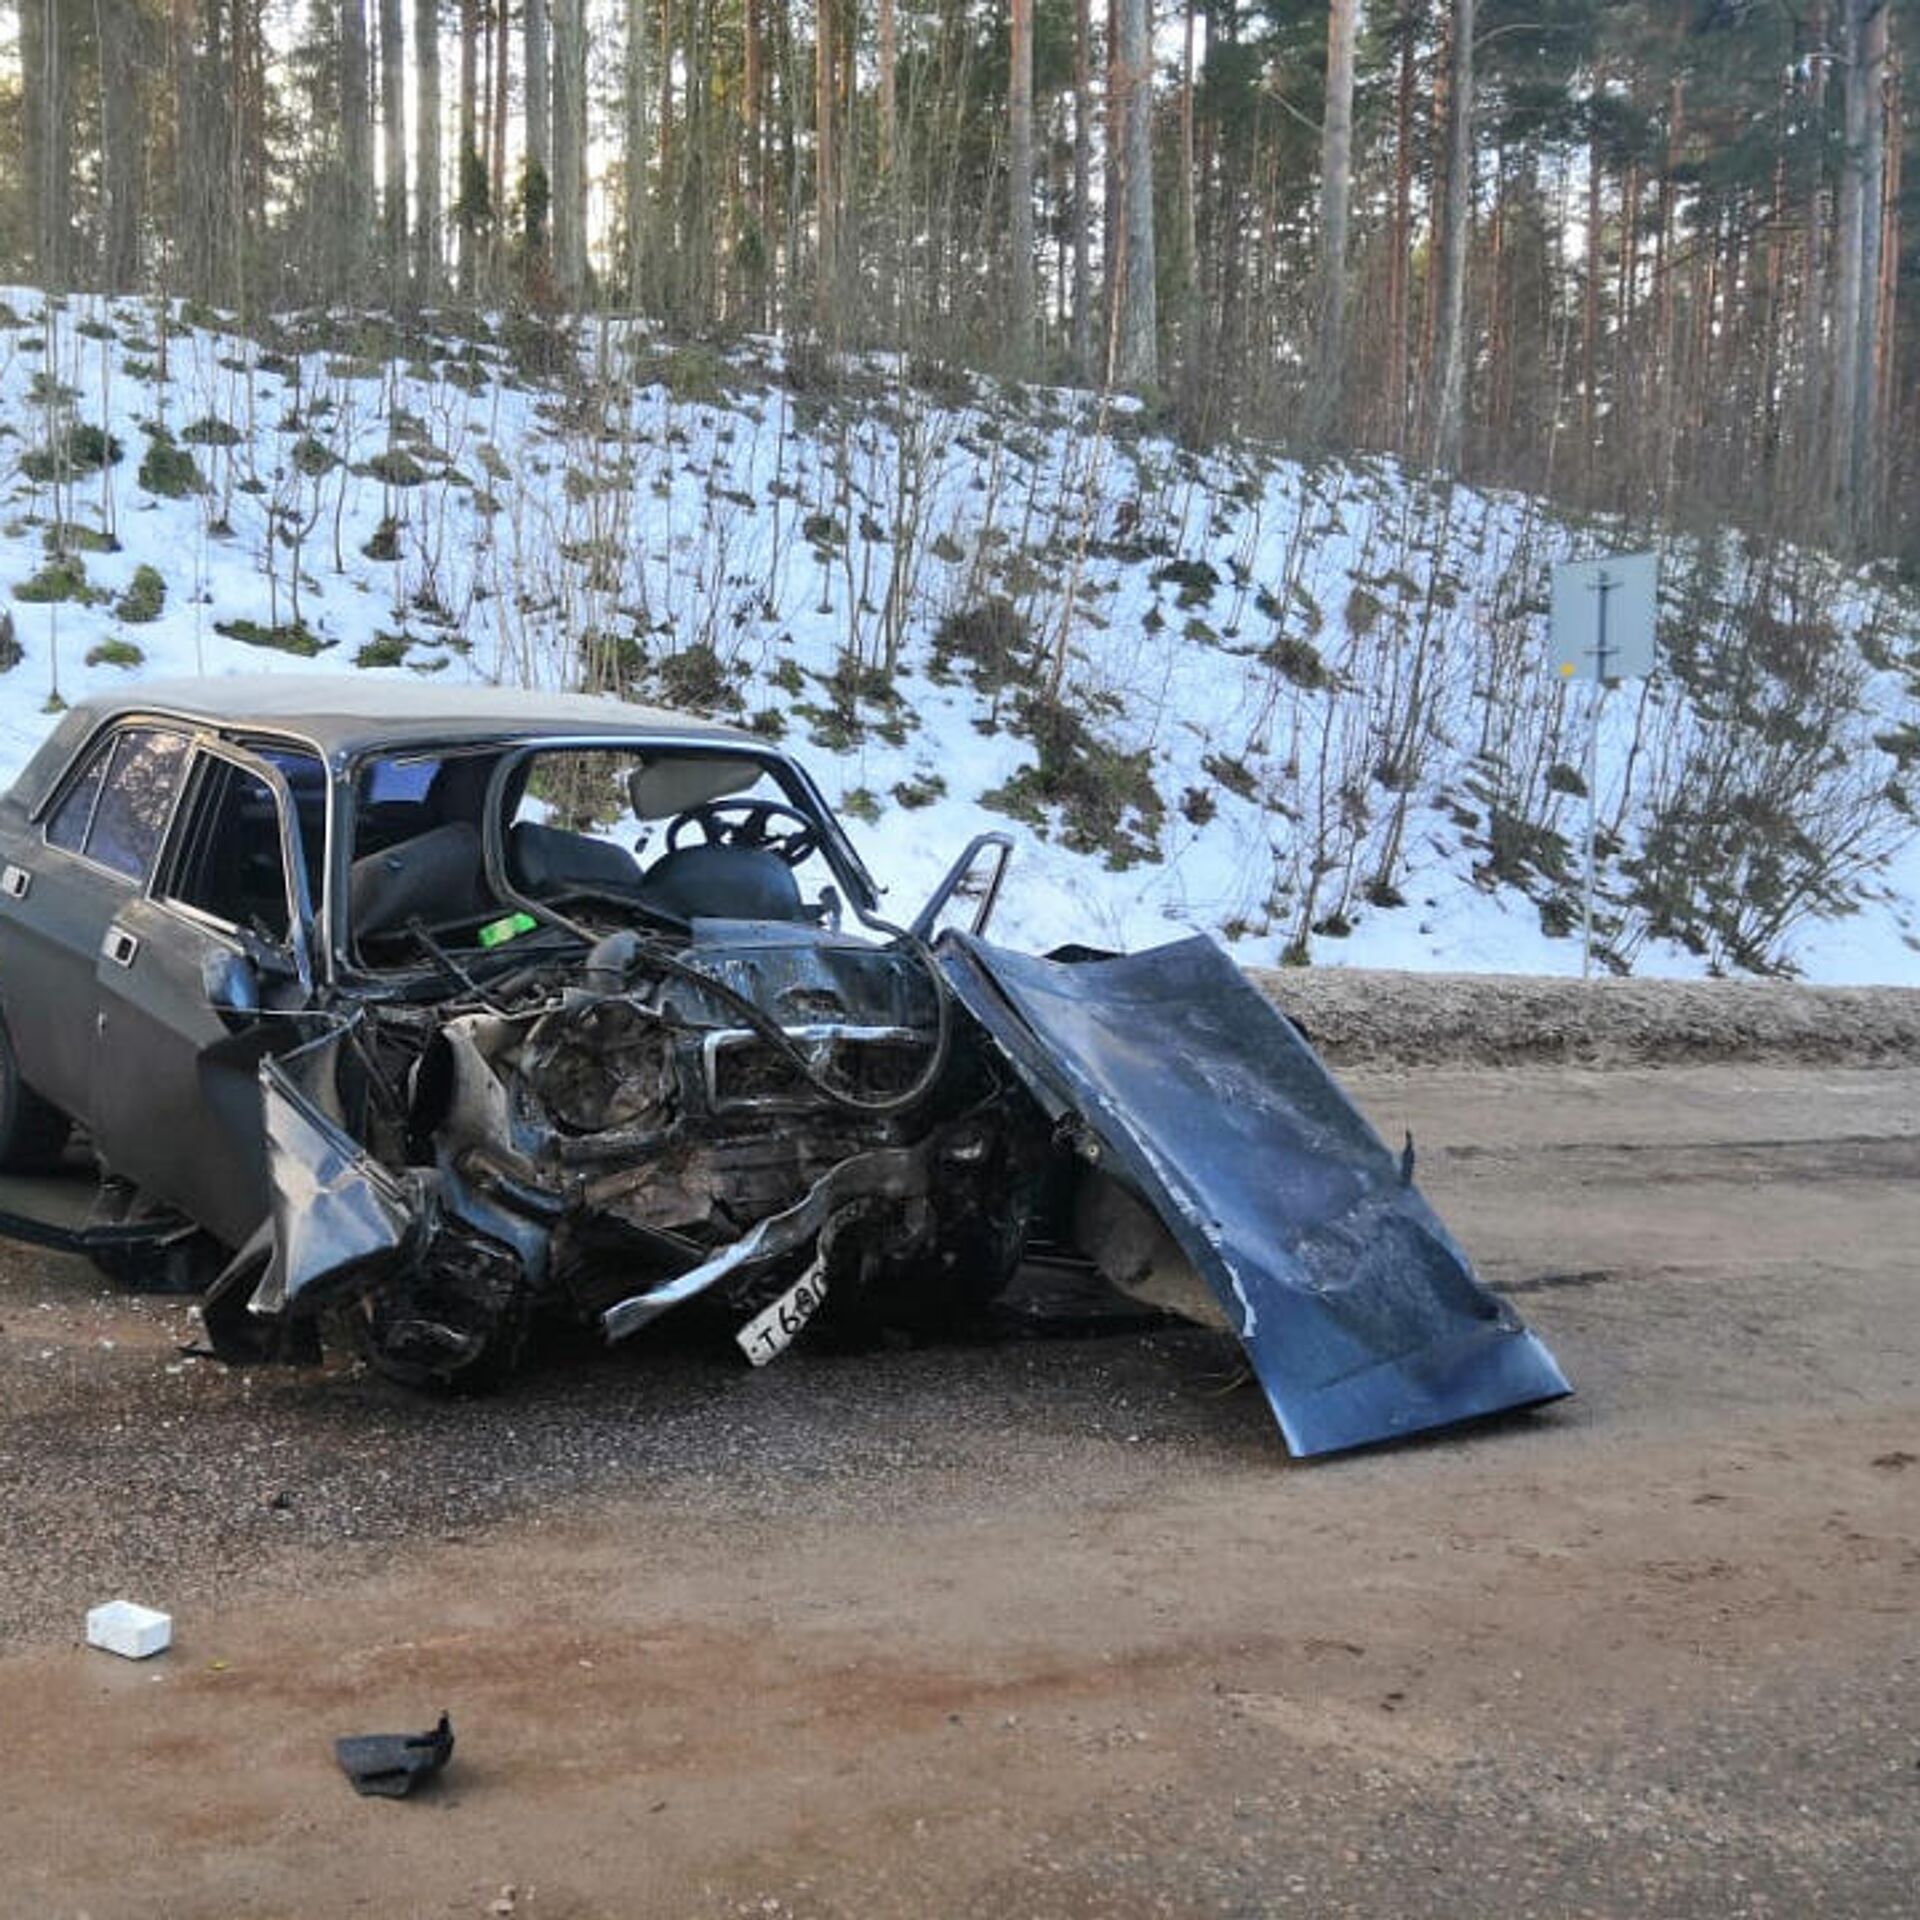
0 1010 72 1172
345 1287 532 1393
340 1231 534 1394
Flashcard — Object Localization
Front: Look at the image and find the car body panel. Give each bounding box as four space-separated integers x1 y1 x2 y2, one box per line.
936 933 1571 1456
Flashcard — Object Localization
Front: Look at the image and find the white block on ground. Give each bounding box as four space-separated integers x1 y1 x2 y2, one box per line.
86 1601 172 1659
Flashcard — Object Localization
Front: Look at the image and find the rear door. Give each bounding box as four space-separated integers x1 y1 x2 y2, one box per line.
90 743 321 1247
0 724 192 1127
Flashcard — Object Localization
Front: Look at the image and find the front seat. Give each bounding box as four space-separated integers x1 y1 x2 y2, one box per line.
508 821 646 901
638 844 805 922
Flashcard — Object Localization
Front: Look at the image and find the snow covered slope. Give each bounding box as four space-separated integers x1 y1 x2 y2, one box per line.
2 291 1916 981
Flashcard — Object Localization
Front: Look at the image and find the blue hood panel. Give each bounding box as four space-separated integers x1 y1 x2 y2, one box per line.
938 934 1570 1457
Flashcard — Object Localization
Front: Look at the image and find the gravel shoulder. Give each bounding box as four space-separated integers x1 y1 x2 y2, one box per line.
1 975 1916 1918
1254 965 1920 1067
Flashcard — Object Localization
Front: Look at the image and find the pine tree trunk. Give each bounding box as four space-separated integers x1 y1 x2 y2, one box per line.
24 0 71 286
552 0 586 300
458 0 480 297
814 0 835 325
1009 0 1035 359
1112 0 1156 389
525 0 550 262
1071 0 1093 378
233 0 268 307
1310 0 1358 444
1849 1 1890 536
1581 114 1601 477
625 0 651 305
1874 39 1901 479
1384 1 1414 453
1103 0 1119 321
414 0 442 293
490 0 509 271
100 0 146 291
379 0 407 272
340 0 372 288
1178 0 1196 320
1829 0 1870 533
877 0 895 178
1430 0 1474 471
744 0 763 232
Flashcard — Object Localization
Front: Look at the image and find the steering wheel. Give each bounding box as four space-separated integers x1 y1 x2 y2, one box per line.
665 799 820 867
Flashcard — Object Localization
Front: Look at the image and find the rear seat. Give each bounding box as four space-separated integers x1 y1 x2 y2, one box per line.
350 821 491 939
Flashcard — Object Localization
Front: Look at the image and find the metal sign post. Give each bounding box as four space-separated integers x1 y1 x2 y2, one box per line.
1551 552 1658 979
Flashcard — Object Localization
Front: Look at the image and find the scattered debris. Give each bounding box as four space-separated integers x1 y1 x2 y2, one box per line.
334 1711 455 1798
85 1600 172 1660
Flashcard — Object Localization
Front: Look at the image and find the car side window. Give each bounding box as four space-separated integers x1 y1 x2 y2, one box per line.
164 757 304 945
45 727 190 881
44 745 110 853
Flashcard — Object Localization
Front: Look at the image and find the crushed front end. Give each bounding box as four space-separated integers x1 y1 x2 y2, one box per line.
212 921 1041 1386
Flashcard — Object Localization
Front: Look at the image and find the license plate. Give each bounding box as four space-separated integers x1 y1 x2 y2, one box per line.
736 1266 827 1367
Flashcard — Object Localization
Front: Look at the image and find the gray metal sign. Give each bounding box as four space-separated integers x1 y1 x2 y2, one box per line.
1551 552 1658 683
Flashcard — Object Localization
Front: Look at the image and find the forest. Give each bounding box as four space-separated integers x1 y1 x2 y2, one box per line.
3 1 1914 567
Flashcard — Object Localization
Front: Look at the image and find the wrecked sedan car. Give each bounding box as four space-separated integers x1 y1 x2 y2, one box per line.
0 676 1566 1455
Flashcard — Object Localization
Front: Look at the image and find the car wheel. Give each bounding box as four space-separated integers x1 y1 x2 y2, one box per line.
347 1291 532 1393
0 1011 72 1171
341 1232 534 1393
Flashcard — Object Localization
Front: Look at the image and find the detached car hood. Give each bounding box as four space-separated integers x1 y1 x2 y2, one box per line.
937 934 1570 1457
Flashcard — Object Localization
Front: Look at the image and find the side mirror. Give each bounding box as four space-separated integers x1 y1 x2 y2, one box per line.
909 833 1013 943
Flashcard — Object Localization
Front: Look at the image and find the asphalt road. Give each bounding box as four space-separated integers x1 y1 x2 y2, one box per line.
1 1062 1916 1918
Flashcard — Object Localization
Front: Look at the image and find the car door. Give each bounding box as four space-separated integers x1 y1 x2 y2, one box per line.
0 724 193 1128
90 742 320 1248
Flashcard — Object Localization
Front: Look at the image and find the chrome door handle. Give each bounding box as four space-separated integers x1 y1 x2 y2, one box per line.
0 864 29 900
103 925 139 968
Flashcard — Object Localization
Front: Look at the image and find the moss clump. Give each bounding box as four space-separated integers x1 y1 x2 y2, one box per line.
360 517 402 561
43 521 118 554
85 637 145 669
213 617 330 657
292 435 339 477
1262 633 1331 691
21 422 123 480
1151 557 1219 608
1201 752 1258 801
354 631 410 669
14 555 104 605
628 343 734 405
983 696 1165 868
840 787 883 824
138 431 204 498
891 773 947 810
113 564 166 623
933 597 1032 692
362 447 429 487
180 414 242 446
655 643 742 713
0 611 19 670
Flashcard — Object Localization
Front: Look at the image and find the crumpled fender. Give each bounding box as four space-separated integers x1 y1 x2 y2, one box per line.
936 933 1570 1457
250 1045 425 1316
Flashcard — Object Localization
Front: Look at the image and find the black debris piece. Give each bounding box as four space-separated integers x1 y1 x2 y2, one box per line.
334 1711 455 1798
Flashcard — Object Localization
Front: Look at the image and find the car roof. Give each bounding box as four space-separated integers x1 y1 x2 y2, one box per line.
51 674 759 764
